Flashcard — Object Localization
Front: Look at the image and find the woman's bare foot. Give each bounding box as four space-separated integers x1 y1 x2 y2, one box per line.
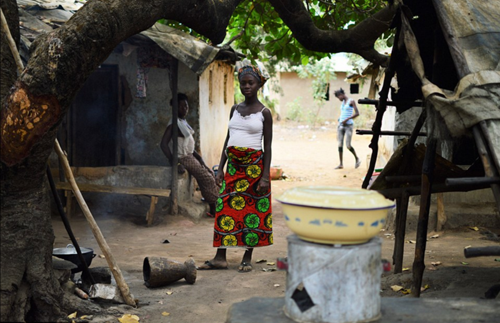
238 261 252 272
238 248 253 272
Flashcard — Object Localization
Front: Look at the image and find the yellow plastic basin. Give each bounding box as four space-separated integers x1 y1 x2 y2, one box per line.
276 186 395 245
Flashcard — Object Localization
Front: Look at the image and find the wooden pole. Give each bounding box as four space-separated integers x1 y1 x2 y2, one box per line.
54 140 136 307
1 8 24 74
362 12 402 189
412 139 436 297
392 190 409 273
169 59 179 214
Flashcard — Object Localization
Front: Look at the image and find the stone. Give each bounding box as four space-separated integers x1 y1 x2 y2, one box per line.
88 284 125 304
81 267 112 292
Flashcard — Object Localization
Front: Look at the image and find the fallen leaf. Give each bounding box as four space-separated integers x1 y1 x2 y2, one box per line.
402 268 410 271
68 312 77 319
166 291 173 295
427 266 437 271
430 234 439 238
80 315 89 320
267 262 275 266
391 285 403 292
384 233 392 236
431 261 441 266
255 259 267 263
158 300 163 305
262 268 276 272
162 312 170 317
401 289 411 295
421 284 429 292
495 259 500 262
464 245 472 249
461 262 469 265
469 226 479 231
118 314 140 323
274 284 280 287
408 240 416 244
98 254 105 259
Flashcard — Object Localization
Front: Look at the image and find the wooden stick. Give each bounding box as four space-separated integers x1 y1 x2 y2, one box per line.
0 8 24 74
412 138 436 297
54 140 136 307
146 196 158 226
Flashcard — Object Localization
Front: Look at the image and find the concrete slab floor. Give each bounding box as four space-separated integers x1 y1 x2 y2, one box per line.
226 297 500 323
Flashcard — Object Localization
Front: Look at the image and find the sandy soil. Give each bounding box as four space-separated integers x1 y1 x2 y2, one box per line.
52 121 500 323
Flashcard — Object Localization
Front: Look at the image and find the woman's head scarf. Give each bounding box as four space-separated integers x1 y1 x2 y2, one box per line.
238 65 268 87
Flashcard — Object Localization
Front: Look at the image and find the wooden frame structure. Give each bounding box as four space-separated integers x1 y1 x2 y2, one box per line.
362 4 500 297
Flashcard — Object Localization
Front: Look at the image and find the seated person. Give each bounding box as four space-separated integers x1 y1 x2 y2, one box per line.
160 93 219 217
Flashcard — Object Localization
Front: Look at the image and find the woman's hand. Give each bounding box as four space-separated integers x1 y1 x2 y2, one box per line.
257 178 270 193
215 169 225 186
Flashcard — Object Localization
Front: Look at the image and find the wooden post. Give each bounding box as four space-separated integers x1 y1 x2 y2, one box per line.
473 126 500 211
393 190 410 273
436 193 446 231
54 140 136 307
169 59 179 214
412 139 437 297
146 196 158 226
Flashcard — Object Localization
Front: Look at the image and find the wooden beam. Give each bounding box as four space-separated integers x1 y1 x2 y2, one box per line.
55 182 171 197
356 130 427 136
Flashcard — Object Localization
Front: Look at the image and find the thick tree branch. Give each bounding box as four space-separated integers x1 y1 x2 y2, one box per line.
0 0 241 166
268 0 397 66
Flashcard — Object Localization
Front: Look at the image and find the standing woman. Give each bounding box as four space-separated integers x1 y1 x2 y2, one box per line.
198 65 273 272
334 88 361 169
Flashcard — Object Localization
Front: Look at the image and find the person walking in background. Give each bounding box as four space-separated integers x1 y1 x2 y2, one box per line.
198 64 273 272
160 93 219 217
334 88 361 169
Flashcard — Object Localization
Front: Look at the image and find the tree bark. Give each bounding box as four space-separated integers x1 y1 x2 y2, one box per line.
0 0 397 320
268 0 396 66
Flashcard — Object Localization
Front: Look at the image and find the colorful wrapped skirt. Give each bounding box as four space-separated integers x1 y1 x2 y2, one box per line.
213 146 273 248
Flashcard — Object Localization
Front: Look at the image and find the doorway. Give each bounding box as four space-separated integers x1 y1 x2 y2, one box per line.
68 65 120 167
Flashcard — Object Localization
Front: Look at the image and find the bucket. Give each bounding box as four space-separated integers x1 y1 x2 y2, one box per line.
284 235 382 323
143 257 196 288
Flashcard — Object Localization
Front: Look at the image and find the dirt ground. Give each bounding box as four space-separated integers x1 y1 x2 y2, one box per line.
52 121 500 323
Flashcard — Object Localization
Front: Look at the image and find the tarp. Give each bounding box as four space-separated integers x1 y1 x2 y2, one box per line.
17 0 220 75
140 23 219 75
433 0 500 74
400 2 500 138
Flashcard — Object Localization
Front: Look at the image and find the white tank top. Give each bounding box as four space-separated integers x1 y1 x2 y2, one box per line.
227 107 266 150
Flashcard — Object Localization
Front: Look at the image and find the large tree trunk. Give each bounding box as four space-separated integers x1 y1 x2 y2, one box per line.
0 0 239 321
0 0 394 320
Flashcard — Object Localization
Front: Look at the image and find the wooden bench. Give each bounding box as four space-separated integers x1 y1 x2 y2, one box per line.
55 182 171 225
